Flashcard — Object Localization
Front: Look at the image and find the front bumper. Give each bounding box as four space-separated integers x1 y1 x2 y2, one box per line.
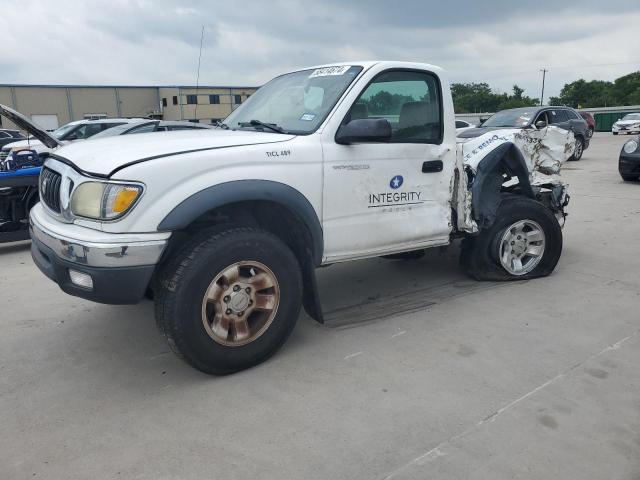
619 152 640 176
613 126 640 134
29 204 169 304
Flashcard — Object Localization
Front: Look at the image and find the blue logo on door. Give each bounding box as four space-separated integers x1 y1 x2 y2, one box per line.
390 175 403 189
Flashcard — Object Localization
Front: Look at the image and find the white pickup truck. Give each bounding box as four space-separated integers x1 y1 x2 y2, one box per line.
4 61 573 374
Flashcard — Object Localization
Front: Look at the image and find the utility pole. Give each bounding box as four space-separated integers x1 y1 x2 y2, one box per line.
193 25 205 121
540 69 548 106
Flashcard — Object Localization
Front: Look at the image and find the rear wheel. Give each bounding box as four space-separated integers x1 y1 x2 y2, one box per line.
461 196 562 281
621 174 639 182
613 132 619 136
155 226 302 374
587 127 594 138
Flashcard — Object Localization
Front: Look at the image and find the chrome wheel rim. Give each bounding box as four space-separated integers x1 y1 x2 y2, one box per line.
574 139 583 158
201 261 280 347
498 220 545 276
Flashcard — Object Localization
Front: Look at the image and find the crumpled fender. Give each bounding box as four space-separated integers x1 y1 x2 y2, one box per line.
457 126 574 232
470 142 535 229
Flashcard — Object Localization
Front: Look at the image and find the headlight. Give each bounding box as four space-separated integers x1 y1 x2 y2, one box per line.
623 140 639 154
70 182 142 220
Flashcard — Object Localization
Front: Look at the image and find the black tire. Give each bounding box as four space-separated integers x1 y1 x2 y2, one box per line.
569 136 584 161
460 196 562 281
587 127 594 138
621 174 639 182
155 226 302 375
613 132 618 136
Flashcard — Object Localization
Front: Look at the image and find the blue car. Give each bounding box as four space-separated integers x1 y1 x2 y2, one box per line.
0 150 43 242
1 104 62 243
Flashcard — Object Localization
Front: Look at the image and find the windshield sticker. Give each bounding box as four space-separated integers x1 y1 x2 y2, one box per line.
309 66 351 78
300 113 316 121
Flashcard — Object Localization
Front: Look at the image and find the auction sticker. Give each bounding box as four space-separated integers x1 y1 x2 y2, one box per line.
309 66 351 77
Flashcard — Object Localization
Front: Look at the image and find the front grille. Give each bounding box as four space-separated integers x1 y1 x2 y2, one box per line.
40 167 62 213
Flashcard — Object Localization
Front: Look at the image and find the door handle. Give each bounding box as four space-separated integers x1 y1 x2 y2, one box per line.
422 160 443 173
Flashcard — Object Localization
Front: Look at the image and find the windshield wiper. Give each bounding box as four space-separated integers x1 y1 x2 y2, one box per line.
214 120 229 130
238 119 286 134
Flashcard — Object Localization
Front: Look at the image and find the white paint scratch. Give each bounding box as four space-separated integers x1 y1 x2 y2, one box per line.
382 329 640 480
344 351 363 360
391 330 407 339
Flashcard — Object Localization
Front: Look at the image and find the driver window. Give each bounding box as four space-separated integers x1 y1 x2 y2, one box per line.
346 70 442 143
535 112 548 126
72 123 102 139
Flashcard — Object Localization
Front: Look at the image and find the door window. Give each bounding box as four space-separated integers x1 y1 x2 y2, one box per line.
126 123 158 134
548 110 568 124
348 70 442 143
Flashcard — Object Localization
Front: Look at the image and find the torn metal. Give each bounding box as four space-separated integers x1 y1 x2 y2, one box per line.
455 126 574 232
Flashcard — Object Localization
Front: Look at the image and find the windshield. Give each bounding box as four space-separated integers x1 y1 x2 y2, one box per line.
51 123 79 140
621 113 640 121
482 109 536 128
225 65 363 134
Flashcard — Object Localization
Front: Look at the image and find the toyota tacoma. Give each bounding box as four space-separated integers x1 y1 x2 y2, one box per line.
4 61 574 374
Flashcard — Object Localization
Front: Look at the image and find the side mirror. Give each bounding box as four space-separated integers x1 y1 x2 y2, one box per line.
535 120 547 129
335 118 391 145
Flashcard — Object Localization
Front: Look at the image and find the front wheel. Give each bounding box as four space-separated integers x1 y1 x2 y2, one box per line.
569 137 584 161
155 226 302 374
460 196 562 281
621 174 639 182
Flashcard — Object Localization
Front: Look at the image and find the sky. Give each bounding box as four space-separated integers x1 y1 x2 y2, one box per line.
1 0 640 102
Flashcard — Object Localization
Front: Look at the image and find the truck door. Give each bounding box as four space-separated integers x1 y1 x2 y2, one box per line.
321 69 455 262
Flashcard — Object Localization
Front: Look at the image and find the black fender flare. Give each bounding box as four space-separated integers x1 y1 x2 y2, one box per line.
471 141 535 229
157 180 324 266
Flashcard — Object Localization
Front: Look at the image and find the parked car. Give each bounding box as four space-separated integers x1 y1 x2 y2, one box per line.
0 129 25 148
619 136 640 181
11 61 574 374
458 106 590 160
579 111 595 138
455 119 475 134
612 113 640 135
0 117 145 162
89 119 213 139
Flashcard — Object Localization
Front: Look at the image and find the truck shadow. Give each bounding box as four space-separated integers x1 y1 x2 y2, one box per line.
316 241 504 329
0 239 31 254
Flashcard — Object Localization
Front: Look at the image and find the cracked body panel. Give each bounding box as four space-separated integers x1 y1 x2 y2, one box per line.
455 126 574 232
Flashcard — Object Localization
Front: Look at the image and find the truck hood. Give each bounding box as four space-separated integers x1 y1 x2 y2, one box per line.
0 104 61 148
52 128 296 177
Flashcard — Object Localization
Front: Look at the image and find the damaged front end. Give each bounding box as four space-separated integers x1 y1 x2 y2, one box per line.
455 126 572 233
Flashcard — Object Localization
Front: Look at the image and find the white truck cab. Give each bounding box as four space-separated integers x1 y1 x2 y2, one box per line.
3 61 573 374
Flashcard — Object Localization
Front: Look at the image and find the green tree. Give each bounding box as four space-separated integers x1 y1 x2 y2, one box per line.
451 83 537 113
549 79 614 108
